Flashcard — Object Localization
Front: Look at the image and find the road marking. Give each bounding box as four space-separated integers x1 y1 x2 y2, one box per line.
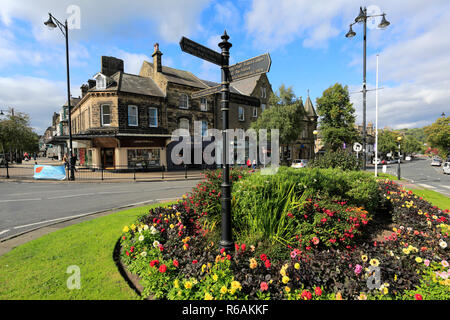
0 198 42 203
443 185 450 190
156 197 179 202
0 230 10 236
47 193 92 200
418 183 436 189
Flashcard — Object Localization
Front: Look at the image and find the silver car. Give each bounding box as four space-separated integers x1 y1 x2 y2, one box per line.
431 158 442 166
291 159 308 169
443 162 450 174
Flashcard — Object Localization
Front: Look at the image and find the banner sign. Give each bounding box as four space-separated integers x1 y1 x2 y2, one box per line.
34 165 67 180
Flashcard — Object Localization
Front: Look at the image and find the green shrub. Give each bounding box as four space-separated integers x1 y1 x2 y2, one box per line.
309 149 362 171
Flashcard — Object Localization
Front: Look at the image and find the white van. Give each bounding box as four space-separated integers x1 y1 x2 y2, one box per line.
443 162 450 174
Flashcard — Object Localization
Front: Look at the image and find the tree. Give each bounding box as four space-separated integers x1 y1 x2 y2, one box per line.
424 116 450 158
377 129 399 157
402 135 423 156
252 85 305 164
315 83 359 152
0 108 39 161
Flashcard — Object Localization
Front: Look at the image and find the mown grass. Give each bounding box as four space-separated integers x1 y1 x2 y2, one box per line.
0 203 171 300
408 189 450 211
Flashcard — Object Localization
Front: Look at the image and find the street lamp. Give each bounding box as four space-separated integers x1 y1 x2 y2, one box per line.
397 136 402 180
44 13 75 181
313 130 319 159
346 7 390 171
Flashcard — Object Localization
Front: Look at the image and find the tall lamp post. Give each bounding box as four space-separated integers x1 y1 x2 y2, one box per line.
312 130 319 159
397 136 402 180
346 7 390 171
44 13 75 181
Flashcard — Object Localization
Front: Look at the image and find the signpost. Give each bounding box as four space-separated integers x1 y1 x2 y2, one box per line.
228 53 271 82
180 32 271 252
353 142 362 159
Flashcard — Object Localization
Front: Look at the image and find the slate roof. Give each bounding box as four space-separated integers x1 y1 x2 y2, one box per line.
229 75 261 96
304 96 317 117
88 72 165 97
143 61 207 89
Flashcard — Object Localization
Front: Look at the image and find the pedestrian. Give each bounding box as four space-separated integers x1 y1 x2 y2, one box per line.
246 158 251 168
252 159 257 170
63 154 68 169
33 152 37 161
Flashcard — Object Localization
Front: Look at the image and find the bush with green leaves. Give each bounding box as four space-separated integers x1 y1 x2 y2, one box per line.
309 149 362 171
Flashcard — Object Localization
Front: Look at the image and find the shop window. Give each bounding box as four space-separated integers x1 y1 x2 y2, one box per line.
127 149 161 167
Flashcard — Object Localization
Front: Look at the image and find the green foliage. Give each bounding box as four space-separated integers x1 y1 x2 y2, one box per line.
424 116 450 158
316 83 359 151
309 149 362 171
0 109 39 155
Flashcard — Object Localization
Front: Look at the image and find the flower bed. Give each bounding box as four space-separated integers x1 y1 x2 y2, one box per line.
119 172 449 300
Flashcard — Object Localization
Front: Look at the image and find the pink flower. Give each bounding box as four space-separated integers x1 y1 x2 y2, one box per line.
290 250 297 258
354 264 363 275
312 237 320 245
424 259 430 267
260 282 268 292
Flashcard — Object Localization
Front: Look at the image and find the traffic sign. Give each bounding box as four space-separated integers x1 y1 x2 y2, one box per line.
353 142 362 152
228 53 271 82
180 37 222 66
191 85 221 99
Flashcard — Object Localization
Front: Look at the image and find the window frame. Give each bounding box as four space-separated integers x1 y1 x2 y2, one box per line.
252 107 258 118
148 107 158 128
101 104 111 127
127 105 139 127
179 94 189 109
238 106 245 122
200 98 208 111
201 120 208 137
179 118 190 136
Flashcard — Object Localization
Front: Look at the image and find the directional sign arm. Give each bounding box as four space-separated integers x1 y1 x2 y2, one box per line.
180 37 223 66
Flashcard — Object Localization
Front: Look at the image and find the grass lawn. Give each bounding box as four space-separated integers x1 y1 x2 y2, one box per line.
408 189 450 211
0 203 170 300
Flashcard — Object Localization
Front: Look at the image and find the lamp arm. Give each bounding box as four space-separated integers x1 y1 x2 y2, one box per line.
49 13 67 37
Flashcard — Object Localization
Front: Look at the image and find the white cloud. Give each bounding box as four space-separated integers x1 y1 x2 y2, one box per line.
0 76 66 134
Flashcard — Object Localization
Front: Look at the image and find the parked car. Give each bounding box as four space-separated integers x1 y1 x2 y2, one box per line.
387 159 397 165
291 159 308 169
431 158 442 166
443 162 450 174
372 158 381 165
405 156 412 161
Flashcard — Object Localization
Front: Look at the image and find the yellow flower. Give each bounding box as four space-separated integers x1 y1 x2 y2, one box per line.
130 224 136 231
361 255 368 262
249 258 258 269
394 274 398 282
212 274 218 282
282 276 290 284
174 279 179 288
176 211 181 216
285 286 291 293
402 248 410 255
335 292 343 300
201 264 207 273
220 286 227 294
184 281 192 290
392 227 397 232
205 292 213 300
170 224 174 229
358 293 367 300
280 268 287 277
294 263 300 270
382 287 388 295
231 281 242 291
415 257 423 263
369 259 380 267
122 226 129 233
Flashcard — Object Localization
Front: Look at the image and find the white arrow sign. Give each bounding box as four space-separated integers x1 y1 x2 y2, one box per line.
353 143 362 152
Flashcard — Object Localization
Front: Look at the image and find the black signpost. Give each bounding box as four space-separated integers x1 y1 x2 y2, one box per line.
180 31 271 252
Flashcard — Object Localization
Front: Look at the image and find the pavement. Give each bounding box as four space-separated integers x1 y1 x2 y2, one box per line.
367 156 450 197
0 179 199 242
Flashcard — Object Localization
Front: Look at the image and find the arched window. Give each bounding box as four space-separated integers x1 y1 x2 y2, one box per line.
179 94 189 109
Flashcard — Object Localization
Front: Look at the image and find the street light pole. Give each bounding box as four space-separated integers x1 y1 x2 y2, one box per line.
44 13 75 181
397 136 402 180
346 7 390 171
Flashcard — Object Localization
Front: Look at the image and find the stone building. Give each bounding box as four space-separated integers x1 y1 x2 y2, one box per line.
66 44 273 170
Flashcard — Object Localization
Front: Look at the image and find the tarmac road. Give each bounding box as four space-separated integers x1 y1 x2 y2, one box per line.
0 179 199 240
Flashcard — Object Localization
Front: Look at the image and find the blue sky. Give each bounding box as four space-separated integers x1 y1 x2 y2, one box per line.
1 0 449 134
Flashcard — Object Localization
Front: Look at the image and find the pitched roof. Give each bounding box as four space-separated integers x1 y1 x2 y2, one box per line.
304 96 317 117
88 71 164 97
229 75 261 96
143 61 207 89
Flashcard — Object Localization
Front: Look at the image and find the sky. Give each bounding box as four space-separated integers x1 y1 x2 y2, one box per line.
0 0 449 135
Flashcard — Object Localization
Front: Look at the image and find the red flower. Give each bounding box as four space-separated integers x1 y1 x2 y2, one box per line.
150 260 159 267
315 287 322 296
321 218 327 223
159 264 167 273
159 245 164 252
301 290 312 300
414 294 423 300
130 246 134 253
122 236 126 240
235 243 240 251
226 254 231 260
173 260 179 267
192 260 198 264
260 254 267 262
265 259 271 268
126 251 129 256
241 244 246 251
220 248 225 254
260 282 268 292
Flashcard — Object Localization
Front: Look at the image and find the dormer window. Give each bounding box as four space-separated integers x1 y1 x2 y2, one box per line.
94 73 107 90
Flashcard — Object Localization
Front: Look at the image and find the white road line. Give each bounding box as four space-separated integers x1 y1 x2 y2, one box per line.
0 229 10 236
156 197 179 202
47 193 92 200
418 183 436 189
0 198 42 203
443 185 450 190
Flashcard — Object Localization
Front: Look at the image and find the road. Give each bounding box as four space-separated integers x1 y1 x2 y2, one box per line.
0 179 199 240
368 156 450 197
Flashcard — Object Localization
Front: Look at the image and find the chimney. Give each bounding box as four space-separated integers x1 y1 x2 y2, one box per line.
81 84 89 97
101 56 124 77
152 43 163 74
